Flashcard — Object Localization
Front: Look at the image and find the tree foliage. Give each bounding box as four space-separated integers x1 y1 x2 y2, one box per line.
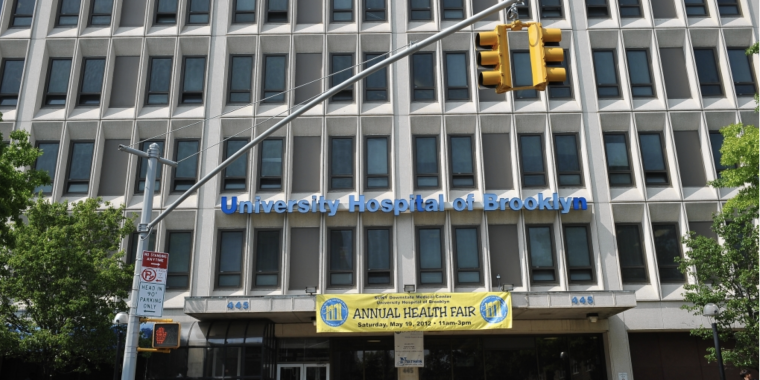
0 198 134 376
0 130 49 247
709 123 759 213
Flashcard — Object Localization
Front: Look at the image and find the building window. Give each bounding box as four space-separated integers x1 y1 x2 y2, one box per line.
638 133 669 186
547 49 572 99
34 142 59 194
526 225 557 284
0 59 25 106
717 0 740 16
89 0 113 26
77 58 105 106
217 230 244 288
684 0 708 16
709 132 729 173
228 55 253 104
618 0 641 18
603 133 633 186
254 230 281 287
329 229 354 286
727 48 757 96
180 57 206 104
146 57 173 105
332 0 353 21
444 52 469 101
185 0 209 24
44 58 72 107
366 228 392 286
626 50 654 98
331 54 354 101
364 53 388 101
453 227 481 285
564 225 594 283
172 140 199 192
418 227 445 285
167 231 193 289
258 138 283 190
441 0 464 19
540 0 563 18
233 0 256 23
267 0 288 22
135 140 164 193
519 134 546 187
65 141 94 194
592 50 620 98
365 0 386 21
414 136 439 188
410 0 431 20
330 137 354 190
586 0 609 18
154 0 178 24
56 0 80 27
449 135 475 188
12 0 36 27
262 55 286 103
411 53 435 101
516 1 531 19
127 231 156 265
615 224 647 283
366 136 389 189
512 51 538 99
652 224 685 283
223 139 248 191
694 49 723 97
554 133 583 187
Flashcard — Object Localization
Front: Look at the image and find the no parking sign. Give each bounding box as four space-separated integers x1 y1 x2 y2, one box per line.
137 251 169 317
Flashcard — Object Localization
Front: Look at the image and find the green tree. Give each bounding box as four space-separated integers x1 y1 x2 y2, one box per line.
748 43 759 111
0 198 134 377
0 129 50 247
709 123 759 213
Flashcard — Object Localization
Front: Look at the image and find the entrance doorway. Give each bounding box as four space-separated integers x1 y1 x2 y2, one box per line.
277 364 329 380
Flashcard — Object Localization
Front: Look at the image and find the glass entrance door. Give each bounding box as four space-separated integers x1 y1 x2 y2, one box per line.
277 364 329 380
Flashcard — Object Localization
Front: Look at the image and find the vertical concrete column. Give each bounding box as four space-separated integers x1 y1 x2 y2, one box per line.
606 315 634 380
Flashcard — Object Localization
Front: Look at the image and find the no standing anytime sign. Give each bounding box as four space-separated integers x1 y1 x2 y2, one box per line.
136 251 169 317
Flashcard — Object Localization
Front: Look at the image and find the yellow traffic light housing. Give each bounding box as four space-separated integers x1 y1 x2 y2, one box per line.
528 24 566 90
476 24 511 94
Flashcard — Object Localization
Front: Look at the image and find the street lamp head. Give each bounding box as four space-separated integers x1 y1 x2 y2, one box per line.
113 312 129 325
703 303 719 317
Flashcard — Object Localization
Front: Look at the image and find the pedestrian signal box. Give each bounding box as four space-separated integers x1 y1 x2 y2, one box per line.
152 323 181 349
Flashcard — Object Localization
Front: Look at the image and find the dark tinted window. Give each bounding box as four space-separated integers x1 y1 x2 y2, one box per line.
418 228 444 285
329 229 354 286
727 48 757 96
709 132 730 173
34 142 59 194
519 134 546 187
0 60 25 106
57 0 80 26
332 0 353 21
135 140 164 193
187 0 210 24
255 230 281 287
693 49 723 97
586 0 609 18
262 55 287 103
89 0 113 26
78 58 106 106
554 134 582 186
717 0 740 16
512 51 537 99
364 53 388 101
526 225 556 283
604 133 633 186
267 0 288 22
547 49 572 99
65 141 94 194
330 137 353 189
259 139 283 190
12 0 36 27
638 133 669 186
331 54 354 101
146 57 173 105
173 140 200 192
228 55 253 104
128 231 156 265
626 50 654 98
410 0 431 20
217 230 244 288
454 227 481 284
540 0 563 18
444 52 469 100
233 0 256 23
167 231 193 289
616 224 647 283
364 0 386 21
366 136 389 189
181 57 206 104
564 225 594 282
366 228 391 285
155 0 178 24
45 59 72 107
223 139 248 191
414 136 439 188
449 135 475 188
618 0 641 17
441 0 464 19
592 50 620 98
684 0 707 16
411 53 435 101
652 224 684 283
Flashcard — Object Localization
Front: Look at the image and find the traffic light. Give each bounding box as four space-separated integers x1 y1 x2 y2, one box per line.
527 24 566 90
152 322 181 349
476 24 511 94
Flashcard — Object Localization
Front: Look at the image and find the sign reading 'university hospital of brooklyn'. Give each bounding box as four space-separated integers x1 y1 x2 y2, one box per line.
316 292 512 333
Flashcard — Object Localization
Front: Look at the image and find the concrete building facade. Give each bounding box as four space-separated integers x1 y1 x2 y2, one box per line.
0 0 758 379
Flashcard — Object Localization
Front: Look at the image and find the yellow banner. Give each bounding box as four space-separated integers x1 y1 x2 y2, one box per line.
316 292 512 333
